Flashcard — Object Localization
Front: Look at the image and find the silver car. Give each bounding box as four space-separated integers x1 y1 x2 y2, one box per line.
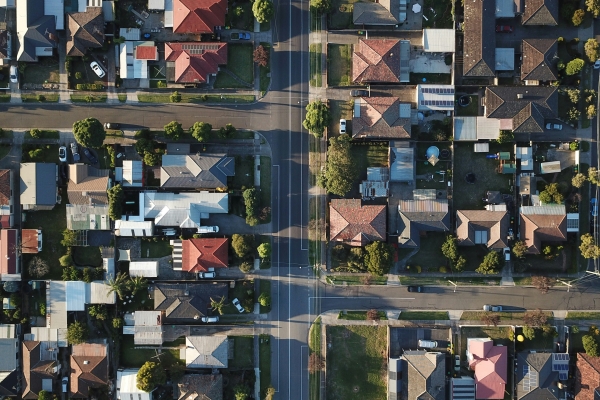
90 61 105 78
70 143 80 162
232 298 245 313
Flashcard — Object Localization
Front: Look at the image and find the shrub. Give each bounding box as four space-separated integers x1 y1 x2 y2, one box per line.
75 83 103 90
573 8 586 25
566 58 585 75
170 91 181 103
240 261 253 273
75 71 82 79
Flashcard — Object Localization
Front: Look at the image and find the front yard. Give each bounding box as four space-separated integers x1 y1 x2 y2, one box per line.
328 0 362 29
22 57 60 85
214 44 254 88
327 44 352 86
459 326 513 361
229 336 254 369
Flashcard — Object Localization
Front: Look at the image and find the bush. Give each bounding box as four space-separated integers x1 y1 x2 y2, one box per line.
566 58 585 75
573 9 586 26
75 71 82 79
240 262 253 273
36 94 45 102
170 91 182 103
75 83 103 90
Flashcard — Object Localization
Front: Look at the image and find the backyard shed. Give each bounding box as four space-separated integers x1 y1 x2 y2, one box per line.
422 29 455 52
454 117 477 141
390 146 414 182
540 161 561 174
128 261 159 278
474 143 489 152
117 369 152 400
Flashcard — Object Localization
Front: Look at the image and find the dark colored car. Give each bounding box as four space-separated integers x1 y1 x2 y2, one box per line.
495 25 512 33
83 148 98 164
59 163 68 181
350 89 369 97
407 286 422 293
104 123 120 129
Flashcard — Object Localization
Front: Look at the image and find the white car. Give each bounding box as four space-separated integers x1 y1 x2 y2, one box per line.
62 377 68 393
58 146 67 163
201 316 219 323
232 298 245 313
197 271 216 279
90 61 105 78
339 119 347 134
9 65 18 83
595 59 600 69
483 305 503 312
197 226 219 233
37 230 42 252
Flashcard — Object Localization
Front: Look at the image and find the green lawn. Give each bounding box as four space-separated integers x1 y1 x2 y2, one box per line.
328 99 353 136
231 155 254 190
398 311 449 320
120 336 183 368
259 279 271 313
23 57 60 84
72 246 102 267
259 334 272 396
422 0 454 28
21 93 59 103
0 145 10 160
326 275 387 285
137 93 254 104
0 94 10 102
260 156 271 223
515 326 554 351
223 280 255 314
259 43 271 93
328 0 362 29
347 143 388 196
566 312 600 320
338 310 387 320
22 144 59 163
70 93 107 103
327 44 352 86
405 232 446 271
455 95 479 116
228 1 254 30
140 239 173 258
326 326 387 400
229 336 254 369
460 310 553 320
214 44 254 88
310 43 322 87
309 318 322 400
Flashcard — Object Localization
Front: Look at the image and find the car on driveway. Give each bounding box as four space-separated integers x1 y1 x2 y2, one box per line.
483 305 503 312
83 148 98 164
595 59 600 69
232 298 245 313
62 377 68 393
70 143 80 162
197 271 216 279
58 146 67 163
9 65 18 83
339 119 346 134
592 198 598 217
350 89 369 97
90 61 105 78
545 122 563 130
104 122 120 129
407 286 422 293
201 316 219 323
495 25 512 32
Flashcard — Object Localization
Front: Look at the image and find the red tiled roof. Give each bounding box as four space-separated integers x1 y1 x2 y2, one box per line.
469 339 508 399
21 229 39 254
182 238 228 272
0 170 11 205
173 0 227 34
70 343 108 398
135 46 158 60
352 97 411 139
165 42 227 83
329 199 386 246
575 352 600 400
0 229 17 275
519 213 567 254
0 216 10 229
353 39 400 83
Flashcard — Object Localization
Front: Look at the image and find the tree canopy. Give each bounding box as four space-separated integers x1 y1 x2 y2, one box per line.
441 235 459 262
164 121 184 140
232 234 254 259
566 58 585 75
257 242 271 259
476 251 500 274
580 233 600 259
302 100 330 138
573 8 586 25
587 0 600 17
538 183 564 204
73 117 106 148
363 241 393 276
318 134 357 196
38 391 52 400
572 173 588 188
253 45 269 67
137 361 166 392
583 335 600 357
190 122 212 142
310 0 331 13
252 0 274 23
107 184 124 221
586 38 600 62
67 321 89 345
512 241 528 258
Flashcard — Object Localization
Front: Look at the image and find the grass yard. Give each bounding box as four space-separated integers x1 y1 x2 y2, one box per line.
410 73 451 84
72 246 102 267
70 93 107 102
398 311 449 320
309 43 322 87
405 232 446 271
309 318 321 400
149 65 167 79
348 143 388 196
453 142 512 210
228 1 254 30
328 0 362 29
259 334 272 395
231 155 254 190
23 57 60 84
455 95 479 116
328 99 353 136
223 280 255 314
565 312 600 320
0 94 10 102
120 336 182 368
117 93 127 103
0 145 10 160
22 144 59 163
338 310 387 320
24 130 59 139
327 44 352 86
422 0 453 27
259 42 271 93
137 93 254 103
326 326 387 400
260 156 272 222
229 336 254 369
459 326 513 361
515 326 555 352
214 44 254 88
326 275 387 285
140 238 173 258
21 93 59 103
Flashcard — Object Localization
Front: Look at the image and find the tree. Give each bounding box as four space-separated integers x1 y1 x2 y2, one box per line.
587 0 600 16
523 309 548 328
539 183 564 204
252 0 274 23
164 121 184 140
512 241 528 259
232 234 254 259
568 107 582 123
3 281 19 293
363 241 393 276
580 233 600 259
210 296 227 315
532 276 555 294
62 265 82 281
522 326 536 340
107 184 124 221
190 122 212 142
573 173 588 188
28 257 49 278
566 58 585 75
590 167 600 185
239 261 253 273
113 317 124 329
347 247 365 271
253 45 269 67
73 117 106 148
302 100 330 138
366 309 381 320
573 8 586 25
107 272 129 300
257 242 271 259
496 130 514 144
566 88 581 104
170 91 181 103
441 235 459 262
218 123 237 138
265 386 276 400
310 0 331 13
144 151 161 167
258 292 271 307
583 335 600 356
88 304 108 320
234 385 250 400
308 353 323 372
67 321 89 344
61 229 77 247
586 38 600 62
481 312 501 326
127 276 147 296
476 251 500 274
588 104 598 119
454 256 466 272
137 361 166 392
243 188 260 226
38 391 52 400
319 134 357 196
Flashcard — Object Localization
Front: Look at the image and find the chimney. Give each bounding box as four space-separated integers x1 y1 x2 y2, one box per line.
517 94 524 99
83 360 90 365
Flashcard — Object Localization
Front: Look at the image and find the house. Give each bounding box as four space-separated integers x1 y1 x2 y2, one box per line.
172 0 227 34
515 352 568 400
117 369 151 400
67 164 110 205
165 42 227 84
119 41 158 79
352 39 410 83
575 352 600 400
0 169 13 228
143 191 228 230
185 336 229 368
360 167 389 199
521 39 558 83
20 163 58 211
456 210 510 249
398 190 450 248
416 85 456 111
401 350 446 400
114 220 155 237
467 338 507 399
519 205 567 254
153 282 228 323
0 229 19 281
522 0 558 25
161 154 235 190
172 238 228 272
66 8 104 57
66 204 110 230
463 0 495 77
177 374 223 400
122 311 164 345
70 343 109 398
423 29 456 53
16 0 58 62
21 229 40 253
0 338 18 396
484 87 558 133
352 97 411 139
22 341 58 399
353 0 401 26
0 30 12 63
329 199 386 246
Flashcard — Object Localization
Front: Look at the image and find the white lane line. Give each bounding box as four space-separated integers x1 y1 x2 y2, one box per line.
309 297 416 300
300 345 308 400
274 164 281 391
288 0 293 395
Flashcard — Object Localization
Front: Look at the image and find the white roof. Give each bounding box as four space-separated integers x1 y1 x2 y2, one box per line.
148 0 165 9
0 0 15 6
390 147 414 182
0 324 15 339
164 0 173 26
134 311 162 326
103 257 115 280
516 147 532 159
89 281 116 304
102 1 115 21
115 220 154 236
47 280 67 329
474 143 490 152
495 48 514 71
417 85 455 110
143 191 228 227
27 327 68 348
119 28 140 41
476 117 500 140
454 117 477 141
422 29 455 52
66 281 87 311
129 261 159 278
495 0 515 17
117 369 152 400
540 161 561 174
185 336 229 368
521 204 566 215
120 42 149 80
45 0 65 30
123 160 143 187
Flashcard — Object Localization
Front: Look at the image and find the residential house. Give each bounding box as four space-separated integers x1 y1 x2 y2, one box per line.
114 220 155 237
172 237 228 272
401 350 446 400
398 190 450 248
0 229 19 281
515 353 568 400
416 85 456 112
0 30 12 63
165 42 227 84
463 0 495 77
22 341 59 399
119 41 158 80
122 311 164 345
422 29 456 53
117 160 143 187
467 338 507 399
70 342 109 398
177 374 223 400
456 210 510 249
0 169 14 228
352 97 412 139
522 0 559 25
521 39 558 84
20 163 58 211
185 336 228 368
329 199 386 246
353 0 402 26
172 0 227 34
484 86 558 133
519 205 567 254
67 164 110 205
16 0 58 62
153 282 228 323
66 8 104 57
0 338 18 396
117 369 151 400
575 352 600 400
161 154 235 190
352 39 410 83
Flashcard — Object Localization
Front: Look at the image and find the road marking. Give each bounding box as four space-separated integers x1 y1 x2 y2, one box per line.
300 345 308 400
309 296 416 300
288 2 293 394
274 164 281 392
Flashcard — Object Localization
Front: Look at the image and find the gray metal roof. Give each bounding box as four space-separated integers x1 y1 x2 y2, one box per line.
390 147 414 182
185 336 229 368
161 154 235 189
144 191 228 227
353 2 398 25
20 163 57 207
0 339 17 371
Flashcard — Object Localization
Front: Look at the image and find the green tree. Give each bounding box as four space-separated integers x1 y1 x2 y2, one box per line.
310 0 331 13
88 305 108 321
476 251 500 274
112 317 124 329
61 229 77 247
566 58 585 75
239 261 253 273
588 104 597 119
566 88 581 104
164 121 184 140
73 117 106 148
586 38 600 62
539 183 564 204
512 241 528 258
252 0 274 23
137 361 166 392
590 167 600 185
67 321 89 344
302 100 330 138
234 385 250 400
580 233 600 259
38 391 52 400
218 123 237 138
257 242 271 259
232 234 254 259
573 8 586 25
522 326 536 340
587 0 600 16
143 151 161 167
441 235 459 262
584 335 600 356
190 122 212 142
107 272 129 300
127 276 148 296
170 91 181 103
210 296 227 315
568 107 582 123
454 256 466 272
347 247 365 271
496 130 514 144
363 241 393 276
258 292 271 307
243 188 260 225
318 134 357 196
573 173 588 188
107 184 124 221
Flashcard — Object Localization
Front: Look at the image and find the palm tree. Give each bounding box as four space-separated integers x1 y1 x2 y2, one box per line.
107 272 129 300
127 276 147 296
210 296 227 315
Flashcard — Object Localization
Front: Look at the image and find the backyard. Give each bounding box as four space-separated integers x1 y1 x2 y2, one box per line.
514 326 555 352
120 336 183 368
455 94 479 116
348 143 389 197
328 0 362 29
326 325 387 400
327 44 352 86
214 44 254 89
227 0 254 30
140 238 173 258
72 246 102 267
422 0 454 28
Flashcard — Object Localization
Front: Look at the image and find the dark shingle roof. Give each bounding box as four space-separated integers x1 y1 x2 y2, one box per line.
154 283 228 321
521 39 558 81
161 154 235 189
20 14 57 62
66 8 105 57
397 200 450 248
463 0 496 77
353 2 399 25
522 0 558 25
516 353 561 400
0 31 8 59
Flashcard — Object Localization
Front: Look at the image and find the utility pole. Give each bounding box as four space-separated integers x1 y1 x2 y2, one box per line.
447 280 458 293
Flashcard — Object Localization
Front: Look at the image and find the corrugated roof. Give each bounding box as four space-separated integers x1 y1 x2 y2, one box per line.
454 117 477 141
114 220 154 237
0 324 15 339
398 199 448 212
390 147 414 182
129 261 159 277
89 282 116 304
66 281 87 311
117 369 152 400
119 28 140 40
423 29 455 52
540 161 561 174
521 204 565 215
20 163 57 208
495 48 515 71
476 117 501 140
47 281 67 329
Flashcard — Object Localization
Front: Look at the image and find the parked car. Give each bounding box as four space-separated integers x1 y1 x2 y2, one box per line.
83 148 98 164
201 316 219 323
232 298 245 313
58 146 67 162
503 247 511 261
350 89 369 97
592 198 598 217
595 59 600 69
495 25 512 33
104 122 120 129
70 143 80 162
90 61 105 78
197 271 216 279
62 377 68 393
454 355 460 372
407 286 422 293
197 226 219 233
545 123 563 130
9 65 18 83
418 340 438 348
339 119 346 134
37 229 42 252
483 305 503 312
231 32 251 40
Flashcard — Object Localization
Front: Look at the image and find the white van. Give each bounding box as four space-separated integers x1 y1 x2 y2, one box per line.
418 340 438 348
